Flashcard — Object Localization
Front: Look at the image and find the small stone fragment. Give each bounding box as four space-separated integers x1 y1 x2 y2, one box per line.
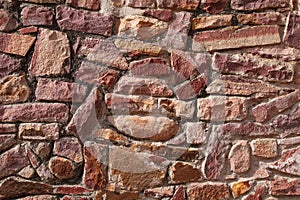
110 115 179 141
231 181 251 198
118 15 168 40
187 182 230 200
53 137 83 163
250 139 278 158
172 186 186 200
29 28 70 76
56 6 114 36
49 156 76 180
0 10 19 32
0 33 35 56
0 74 30 104
21 5 53 26
19 123 60 141
192 14 232 30
19 26 38 34
18 165 35 179
229 141 251 173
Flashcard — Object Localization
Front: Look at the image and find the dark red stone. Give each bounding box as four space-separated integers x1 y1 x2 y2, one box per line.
127 0 155 8
201 0 229 14
66 0 99 10
172 186 186 200
129 57 170 77
174 75 207 100
270 177 300 196
0 134 16 153
231 0 290 11
0 10 19 32
284 12 300 49
0 53 20 78
56 6 114 36
157 0 200 10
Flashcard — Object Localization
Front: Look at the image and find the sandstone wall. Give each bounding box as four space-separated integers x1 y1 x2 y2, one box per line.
0 0 300 199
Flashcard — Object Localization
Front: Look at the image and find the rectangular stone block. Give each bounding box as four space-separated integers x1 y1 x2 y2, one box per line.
56 6 114 36
19 123 60 141
0 103 69 123
237 12 285 26
192 14 232 30
192 25 281 51
231 0 290 11
157 0 200 10
21 5 53 26
66 0 99 10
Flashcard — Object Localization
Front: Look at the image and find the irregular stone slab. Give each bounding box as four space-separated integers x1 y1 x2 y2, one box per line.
54 185 92 195
158 0 200 10
0 10 19 32
0 74 30 104
21 5 53 26
22 0 62 3
237 12 285 25
29 28 70 76
171 50 211 81
110 115 179 141
187 182 230 200
284 12 300 49
36 162 55 182
32 142 52 160
129 57 170 77
113 76 173 97
175 75 207 100
213 52 294 82
268 146 300 176
200 0 229 14
83 142 107 189
272 104 300 138
118 15 168 40
192 14 232 30
95 190 139 200
243 183 266 200
193 25 281 51
66 88 104 140
86 39 128 70
231 0 290 11
198 96 247 121
183 122 208 144
0 145 30 179
161 12 191 50
19 123 60 141
0 103 69 123
231 181 251 198
144 186 174 198
114 38 165 57
36 78 87 102
53 137 83 163
168 162 202 184
25 145 41 168
0 177 53 200
127 0 155 8
221 122 276 137
19 26 38 34
270 176 300 196
252 90 300 123
56 6 114 36
108 146 169 190
0 33 35 56
16 195 58 200
0 53 21 78
76 37 102 57
93 128 129 145
75 61 120 91
0 134 16 153
0 124 17 133
206 75 283 96
49 156 76 180
66 0 99 10
229 141 251 173
144 9 172 21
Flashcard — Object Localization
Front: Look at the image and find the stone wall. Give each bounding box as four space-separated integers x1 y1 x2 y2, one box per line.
0 0 300 199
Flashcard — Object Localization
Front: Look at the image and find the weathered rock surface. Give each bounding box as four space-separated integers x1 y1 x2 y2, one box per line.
193 25 281 51
0 74 30 104
284 12 300 49
56 6 114 36
229 141 251 173
19 123 60 141
192 14 232 30
237 12 285 25
200 0 229 14
110 115 179 141
53 137 83 163
157 0 200 10
0 134 16 153
108 146 169 190
66 0 99 10
0 53 20 78
184 122 208 144
270 176 300 196
231 0 290 11
168 162 202 184
118 15 168 40
129 57 170 77
0 10 19 32
49 156 76 180
144 9 172 21
0 124 17 133
0 103 69 123
187 182 230 200
127 0 155 8
0 33 35 56
175 75 207 100
21 5 53 26
29 28 70 76
231 181 251 198
250 139 277 158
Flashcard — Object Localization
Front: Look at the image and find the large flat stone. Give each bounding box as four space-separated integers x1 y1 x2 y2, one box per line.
0 33 35 56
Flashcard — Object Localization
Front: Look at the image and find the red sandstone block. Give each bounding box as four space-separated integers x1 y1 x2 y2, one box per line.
21 5 53 26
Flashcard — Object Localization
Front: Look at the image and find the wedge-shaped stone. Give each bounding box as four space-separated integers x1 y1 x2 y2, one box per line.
0 33 35 56
110 115 179 141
